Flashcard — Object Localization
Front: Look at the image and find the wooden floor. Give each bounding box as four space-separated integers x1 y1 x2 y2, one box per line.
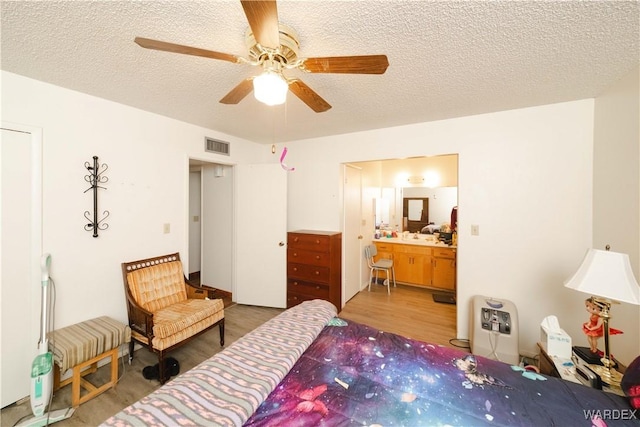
1 284 463 426
340 283 461 348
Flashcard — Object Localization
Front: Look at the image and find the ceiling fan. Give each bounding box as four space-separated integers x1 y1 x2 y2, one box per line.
134 0 389 113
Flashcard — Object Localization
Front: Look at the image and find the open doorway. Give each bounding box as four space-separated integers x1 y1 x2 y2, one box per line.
187 159 233 297
344 154 459 328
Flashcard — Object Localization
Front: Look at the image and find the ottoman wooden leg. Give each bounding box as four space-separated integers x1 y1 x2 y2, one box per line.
69 347 120 407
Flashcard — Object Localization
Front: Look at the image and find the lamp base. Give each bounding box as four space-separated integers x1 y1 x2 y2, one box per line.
589 364 623 389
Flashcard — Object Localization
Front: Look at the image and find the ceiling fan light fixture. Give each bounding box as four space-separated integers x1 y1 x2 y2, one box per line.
253 71 288 106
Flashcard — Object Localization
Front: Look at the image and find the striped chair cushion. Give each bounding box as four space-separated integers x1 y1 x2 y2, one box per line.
148 308 225 351
152 298 224 340
48 316 131 372
126 261 187 313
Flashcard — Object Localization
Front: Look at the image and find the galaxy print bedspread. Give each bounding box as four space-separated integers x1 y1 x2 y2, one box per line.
245 318 634 426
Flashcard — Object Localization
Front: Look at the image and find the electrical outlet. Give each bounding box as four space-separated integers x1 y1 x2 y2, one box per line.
163 223 170 234
471 224 479 236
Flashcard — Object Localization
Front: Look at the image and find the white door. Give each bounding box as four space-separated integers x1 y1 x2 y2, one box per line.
235 164 287 307
1 125 42 408
343 165 363 303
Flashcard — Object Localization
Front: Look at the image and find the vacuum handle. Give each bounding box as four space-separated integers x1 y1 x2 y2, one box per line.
41 253 51 283
39 253 52 350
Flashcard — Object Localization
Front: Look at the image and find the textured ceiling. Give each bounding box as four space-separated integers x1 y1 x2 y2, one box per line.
2 1 639 144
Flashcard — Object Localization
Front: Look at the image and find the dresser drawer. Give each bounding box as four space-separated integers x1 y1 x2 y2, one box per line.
287 291 320 308
288 263 330 283
287 279 330 299
433 248 456 258
287 248 331 267
288 233 331 252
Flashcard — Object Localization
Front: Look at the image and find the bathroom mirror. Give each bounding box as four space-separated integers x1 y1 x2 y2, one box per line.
402 197 429 232
407 199 424 221
374 197 390 227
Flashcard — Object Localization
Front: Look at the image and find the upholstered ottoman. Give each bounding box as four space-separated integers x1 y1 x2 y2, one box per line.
48 316 131 407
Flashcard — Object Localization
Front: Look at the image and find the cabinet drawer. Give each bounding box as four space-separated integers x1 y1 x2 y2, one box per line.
373 242 394 253
288 234 330 252
393 244 432 255
288 263 330 283
287 249 330 267
287 279 330 299
433 248 456 259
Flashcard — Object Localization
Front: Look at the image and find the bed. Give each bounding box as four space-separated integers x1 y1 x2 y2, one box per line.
102 300 637 426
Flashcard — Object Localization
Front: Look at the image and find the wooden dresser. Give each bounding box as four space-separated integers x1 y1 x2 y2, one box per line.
287 230 342 310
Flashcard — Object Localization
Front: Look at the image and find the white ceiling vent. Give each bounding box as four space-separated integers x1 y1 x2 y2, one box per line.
205 137 230 156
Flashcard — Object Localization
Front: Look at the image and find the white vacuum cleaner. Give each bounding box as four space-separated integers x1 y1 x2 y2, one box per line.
17 254 74 427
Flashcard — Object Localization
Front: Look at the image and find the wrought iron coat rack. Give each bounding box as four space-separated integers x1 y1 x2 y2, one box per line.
84 155 109 237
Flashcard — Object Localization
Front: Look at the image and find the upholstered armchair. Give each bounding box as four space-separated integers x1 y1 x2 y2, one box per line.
122 252 225 383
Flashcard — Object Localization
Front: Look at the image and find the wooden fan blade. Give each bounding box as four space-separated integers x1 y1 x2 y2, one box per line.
288 79 332 113
300 55 389 74
220 78 254 104
241 0 280 49
135 37 241 64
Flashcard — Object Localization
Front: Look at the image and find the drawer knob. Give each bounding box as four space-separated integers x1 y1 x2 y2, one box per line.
314 271 320 275
293 267 298 272
293 252 298 257
315 240 320 244
315 255 320 260
293 281 298 286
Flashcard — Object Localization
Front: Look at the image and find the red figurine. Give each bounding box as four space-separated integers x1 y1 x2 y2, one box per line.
582 297 623 354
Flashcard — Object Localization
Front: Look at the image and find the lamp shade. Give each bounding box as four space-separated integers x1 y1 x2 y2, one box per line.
564 248 640 305
253 71 288 106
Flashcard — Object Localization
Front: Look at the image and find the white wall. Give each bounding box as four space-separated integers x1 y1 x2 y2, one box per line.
281 100 596 360
1 71 267 336
591 65 640 364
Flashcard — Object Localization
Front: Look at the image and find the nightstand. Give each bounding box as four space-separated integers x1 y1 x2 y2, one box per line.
537 342 581 384
538 342 627 395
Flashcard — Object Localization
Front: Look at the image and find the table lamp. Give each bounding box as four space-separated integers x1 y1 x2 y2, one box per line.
564 245 640 388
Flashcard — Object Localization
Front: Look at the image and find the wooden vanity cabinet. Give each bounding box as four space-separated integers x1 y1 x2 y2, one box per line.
393 245 432 286
372 242 393 261
432 247 456 291
373 241 455 291
287 230 341 310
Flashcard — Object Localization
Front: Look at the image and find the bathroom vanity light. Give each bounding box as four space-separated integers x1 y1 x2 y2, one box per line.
407 176 424 184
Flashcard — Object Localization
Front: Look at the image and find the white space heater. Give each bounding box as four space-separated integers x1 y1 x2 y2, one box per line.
469 295 520 365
